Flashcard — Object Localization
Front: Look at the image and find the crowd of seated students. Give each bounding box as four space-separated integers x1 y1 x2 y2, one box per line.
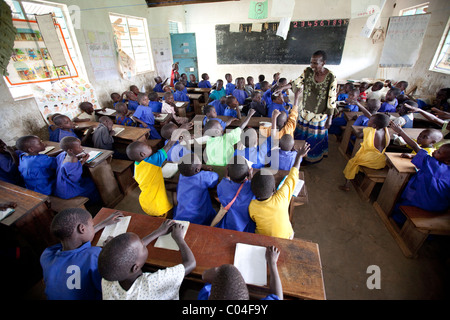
2 70 449 301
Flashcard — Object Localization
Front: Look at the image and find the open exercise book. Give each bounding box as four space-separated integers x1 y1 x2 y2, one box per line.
86 151 102 163
154 220 190 251
277 175 305 197
97 215 131 247
234 243 267 286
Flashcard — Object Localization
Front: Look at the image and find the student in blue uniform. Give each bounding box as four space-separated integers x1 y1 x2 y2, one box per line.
50 115 78 142
40 208 123 300
160 122 193 163
148 91 162 113
255 74 265 90
269 134 297 171
125 91 139 112
232 77 248 105
198 73 212 88
379 88 400 112
202 105 237 131
0 138 24 186
223 96 242 119
267 93 287 118
337 82 354 101
115 102 135 127
173 82 190 110
132 93 162 139
110 92 124 108
234 128 267 169
352 99 381 126
16 135 57 196
209 96 227 116
173 153 219 225
261 81 272 106
55 136 100 202
153 76 167 92
215 155 256 233
389 122 450 226
329 89 360 135
225 73 235 95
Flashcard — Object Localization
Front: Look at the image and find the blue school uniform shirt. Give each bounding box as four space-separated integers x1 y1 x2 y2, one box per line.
40 241 102 300
173 90 190 105
262 89 272 106
379 99 398 112
133 105 161 139
198 80 212 88
266 148 297 171
174 171 219 225
203 116 227 130
154 83 164 92
398 149 450 212
216 178 256 233
209 100 227 116
127 100 139 111
57 129 78 142
353 115 370 126
164 140 192 163
0 150 24 186
18 153 57 195
232 89 248 105
198 283 279 300
234 145 267 169
223 107 237 118
337 93 348 101
225 82 236 95
48 126 59 142
267 102 287 118
54 152 99 201
149 100 162 113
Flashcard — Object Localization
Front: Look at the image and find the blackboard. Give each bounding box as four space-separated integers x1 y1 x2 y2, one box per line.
216 19 349 65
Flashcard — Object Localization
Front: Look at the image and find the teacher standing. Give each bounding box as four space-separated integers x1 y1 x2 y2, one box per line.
277 50 338 163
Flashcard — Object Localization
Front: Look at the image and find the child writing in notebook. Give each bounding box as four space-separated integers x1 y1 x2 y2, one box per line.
125 133 181 217
115 102 135 127
54 136 100 203
204 109 255 166
249 142 310 240
92 116 115 151
339 113 391 191
198 246 283 300
16 135 57 196
173 153 219 226
98 221 196 300
215 155 256 233
389 122 450 226
132 93 162 139
40 208 123 300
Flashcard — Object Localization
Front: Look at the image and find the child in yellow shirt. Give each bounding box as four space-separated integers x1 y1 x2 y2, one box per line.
248 142 310 239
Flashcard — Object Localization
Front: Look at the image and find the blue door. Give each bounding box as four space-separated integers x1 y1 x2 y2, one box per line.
170 33 198 82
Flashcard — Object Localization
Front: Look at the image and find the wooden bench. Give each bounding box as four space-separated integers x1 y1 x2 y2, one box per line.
399 206 450 258
48 196 89 213
110 159 137 195
352 166 389 202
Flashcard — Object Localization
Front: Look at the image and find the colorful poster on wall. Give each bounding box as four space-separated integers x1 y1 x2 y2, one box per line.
30 78 100 123
5 19 78 86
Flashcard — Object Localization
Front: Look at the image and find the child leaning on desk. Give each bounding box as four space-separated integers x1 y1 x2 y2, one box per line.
389 122 450 226
98 220 196 300
198 246 283 300
173 153 219 226
125 132 182 217
40 208 123 300
249 142 310 240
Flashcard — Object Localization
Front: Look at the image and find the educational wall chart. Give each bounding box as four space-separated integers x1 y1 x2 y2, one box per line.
84 30 118 82
31 78 100 123
151 37 172 81
379 14 431 68
5 19 77 85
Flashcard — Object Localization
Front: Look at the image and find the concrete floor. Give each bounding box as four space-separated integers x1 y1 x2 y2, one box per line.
22 137 449 300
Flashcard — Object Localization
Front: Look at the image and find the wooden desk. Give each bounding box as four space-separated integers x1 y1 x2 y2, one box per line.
92 207 325 300
0 181 57 254
191 115 272 130
44 141 123 207
75 121 150 144
373 153 418 256
174 101 189 118
187 87 211 106
350 126 423 157
187 93 203 115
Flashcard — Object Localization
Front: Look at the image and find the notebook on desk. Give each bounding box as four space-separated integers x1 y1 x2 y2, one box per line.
39 146 55 154
277 175 305 197
86 151 103 163
154 220 190 251
234 243 267 286
97 216 131 247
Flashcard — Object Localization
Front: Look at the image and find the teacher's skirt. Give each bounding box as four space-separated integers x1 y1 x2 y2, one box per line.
294 115 328 163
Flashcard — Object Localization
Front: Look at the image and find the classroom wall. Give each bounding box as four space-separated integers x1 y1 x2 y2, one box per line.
0 0 185 145
376 0 450 98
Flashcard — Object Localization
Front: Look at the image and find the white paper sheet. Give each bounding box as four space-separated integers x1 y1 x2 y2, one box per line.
252 23 262 32
175 102 186 107
0 208 15 221
162 162 179 178
35 14 68 67
113 127 125 136
230 23 240 32
277 175 305 197
276 17 291 40
234 243 267 286
154 220 190 251
97 216 131 246
86 151 103 163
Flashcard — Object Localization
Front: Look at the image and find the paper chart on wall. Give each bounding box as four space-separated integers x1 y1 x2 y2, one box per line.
151 38 172 82
84 30 119 82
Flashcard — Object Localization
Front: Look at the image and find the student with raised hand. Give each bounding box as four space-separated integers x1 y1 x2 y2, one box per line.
98 221 196 300
40 208 123 300
249 142 310 239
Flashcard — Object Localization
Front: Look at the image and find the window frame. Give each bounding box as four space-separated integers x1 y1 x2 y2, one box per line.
429 16 450 75
399 2 429 16
109 12 154 75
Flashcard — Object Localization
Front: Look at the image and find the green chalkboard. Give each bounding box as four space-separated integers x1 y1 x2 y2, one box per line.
216 19 349 65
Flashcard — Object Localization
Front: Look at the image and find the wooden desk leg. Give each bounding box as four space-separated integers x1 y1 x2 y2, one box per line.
193 100 201 115
89 159 124 208
338 121 355 159
399 218 428 258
